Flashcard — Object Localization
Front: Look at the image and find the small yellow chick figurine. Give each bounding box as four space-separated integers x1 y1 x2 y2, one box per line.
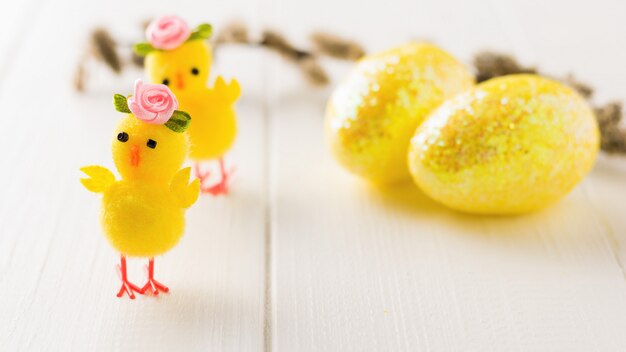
81 79 200 299
135 16 241 195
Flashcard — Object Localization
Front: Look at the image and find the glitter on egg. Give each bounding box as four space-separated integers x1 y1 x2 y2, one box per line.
325 42 475 183
408 74 600 214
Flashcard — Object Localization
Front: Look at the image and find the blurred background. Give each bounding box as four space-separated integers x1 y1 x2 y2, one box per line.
1 0 626 351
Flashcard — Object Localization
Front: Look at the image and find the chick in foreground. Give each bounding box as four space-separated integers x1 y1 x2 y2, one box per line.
136 16 240 195
81 80 199 298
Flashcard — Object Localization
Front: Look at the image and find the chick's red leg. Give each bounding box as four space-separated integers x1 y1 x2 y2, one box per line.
194 162 211 189
116 255 142 299
140 258 169 296
204 158 235 196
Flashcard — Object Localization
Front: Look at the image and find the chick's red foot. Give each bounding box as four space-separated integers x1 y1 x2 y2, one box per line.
203 177 230 195
117 280 142 299
116 255 142 299
140 258 169 296
140 278 170 296
194 163 211 186
202 158 235 196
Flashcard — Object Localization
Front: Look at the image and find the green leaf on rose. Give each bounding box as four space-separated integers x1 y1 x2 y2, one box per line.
133 42 157 57
165 110 192 132
113 94 131 113
187 23 212 42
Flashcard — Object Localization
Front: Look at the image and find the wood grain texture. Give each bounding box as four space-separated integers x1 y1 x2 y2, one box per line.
1 0 626 350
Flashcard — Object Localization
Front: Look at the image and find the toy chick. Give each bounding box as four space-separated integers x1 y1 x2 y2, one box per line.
135 16 241 195
81 79 200 299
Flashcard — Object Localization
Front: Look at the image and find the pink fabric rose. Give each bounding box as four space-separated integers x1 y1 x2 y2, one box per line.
146 15 191 50
127 79 178 124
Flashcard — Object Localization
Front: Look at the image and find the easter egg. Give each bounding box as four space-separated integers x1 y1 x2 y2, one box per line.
408 74 599 214
325 42 474 183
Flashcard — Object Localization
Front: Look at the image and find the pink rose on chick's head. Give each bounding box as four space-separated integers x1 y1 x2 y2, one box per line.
146 15 191 50
127 79 178 125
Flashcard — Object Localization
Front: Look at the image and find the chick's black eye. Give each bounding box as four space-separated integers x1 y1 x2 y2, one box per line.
117 132 129 142
147 139 157 149
162 79 170 85
191 67 199 75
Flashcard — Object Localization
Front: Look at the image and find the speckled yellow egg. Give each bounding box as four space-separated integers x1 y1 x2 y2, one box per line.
408 74 599 214
325 42 474 183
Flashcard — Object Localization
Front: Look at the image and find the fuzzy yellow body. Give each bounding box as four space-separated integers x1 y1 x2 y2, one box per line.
144 40 240 161
408 74 599 214
325 42 474 183
101 181 184 256
81 115 200 257
177 81 238 159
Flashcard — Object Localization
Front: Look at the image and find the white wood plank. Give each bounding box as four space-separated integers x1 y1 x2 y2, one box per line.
583 156 626 273
0 0 44 77
0 0 267 350
266 0 626 350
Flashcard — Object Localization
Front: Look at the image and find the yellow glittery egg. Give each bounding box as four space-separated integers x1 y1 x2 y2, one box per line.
408 74 599 214
325 42 474 183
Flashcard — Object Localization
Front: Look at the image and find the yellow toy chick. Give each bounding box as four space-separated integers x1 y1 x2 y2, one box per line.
135 16 241 195
81 79 200 299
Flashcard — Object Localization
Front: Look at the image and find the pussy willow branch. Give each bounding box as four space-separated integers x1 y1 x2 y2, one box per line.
73 21 364 90
73 23 625 154
212 21 365 85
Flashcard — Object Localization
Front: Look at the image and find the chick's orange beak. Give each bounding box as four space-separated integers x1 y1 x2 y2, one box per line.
176 72 185 90
130 145 140 167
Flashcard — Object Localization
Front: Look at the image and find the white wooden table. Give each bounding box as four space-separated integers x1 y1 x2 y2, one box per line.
1 0 626 350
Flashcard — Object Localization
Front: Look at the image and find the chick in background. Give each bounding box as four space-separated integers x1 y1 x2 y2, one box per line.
137 16 240 195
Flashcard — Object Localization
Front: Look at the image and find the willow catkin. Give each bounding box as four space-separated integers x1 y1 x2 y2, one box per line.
595 103 626 154
214 21 249 45
91 28 121 74
74 60 86 92
261 30 309 59
299 56 329 86
310 32 365 61
131 52 144 67
561 74 594 99
473 51 536 82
